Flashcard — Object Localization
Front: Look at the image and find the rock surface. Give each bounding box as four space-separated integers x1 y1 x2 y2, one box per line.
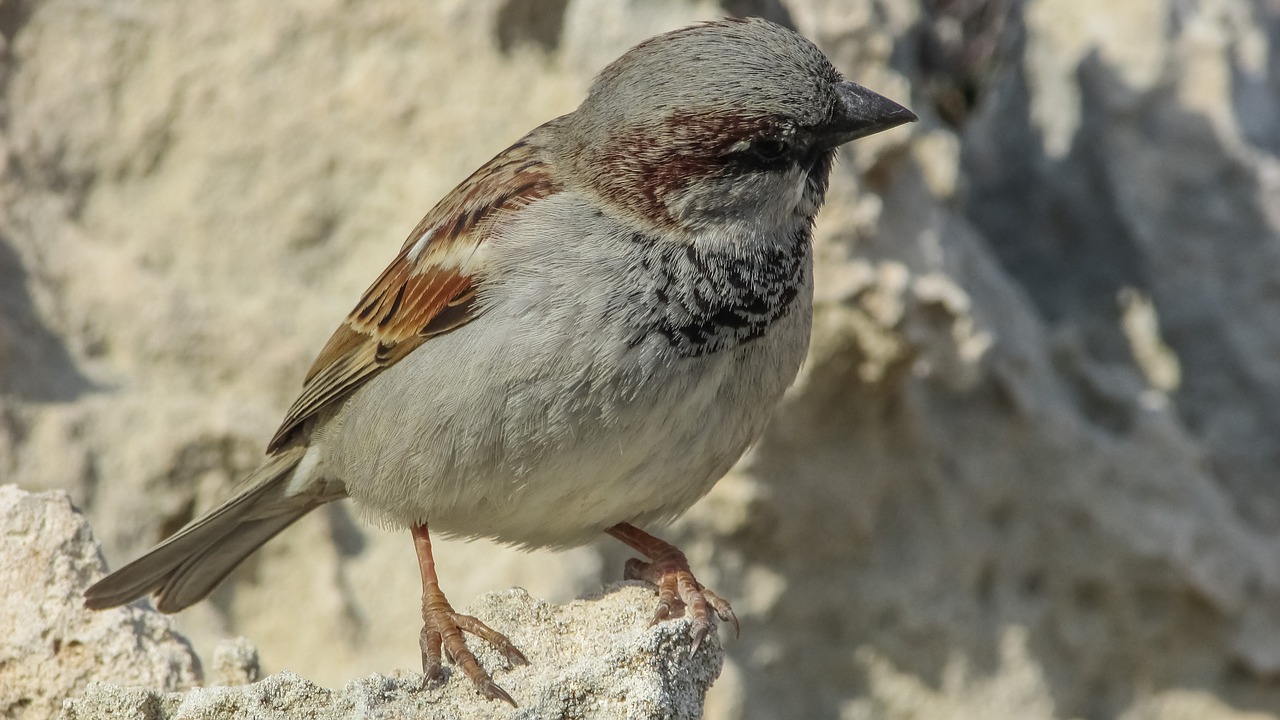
0 485 721 720
3 1 1280 719
0 486 200 720
59 585 723 720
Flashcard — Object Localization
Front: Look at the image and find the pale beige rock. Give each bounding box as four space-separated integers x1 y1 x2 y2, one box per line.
60 586 723 720
0 485 720 720
3 0 1280 719
0 485 200 720
209 637 261 687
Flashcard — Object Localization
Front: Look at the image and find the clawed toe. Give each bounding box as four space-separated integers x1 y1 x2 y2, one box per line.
478 678 517 707
702 587 740 637
418 627 445 684
453 612 530 666
636 560 736 653
418 609 524 706
609 523 738 653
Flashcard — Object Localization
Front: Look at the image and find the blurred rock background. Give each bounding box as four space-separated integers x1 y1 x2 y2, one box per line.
2 0 1279 718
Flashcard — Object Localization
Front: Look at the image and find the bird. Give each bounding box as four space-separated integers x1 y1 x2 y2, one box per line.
84 16 917 705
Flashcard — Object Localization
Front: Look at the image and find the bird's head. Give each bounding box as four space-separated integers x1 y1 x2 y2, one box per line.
551 17 917 237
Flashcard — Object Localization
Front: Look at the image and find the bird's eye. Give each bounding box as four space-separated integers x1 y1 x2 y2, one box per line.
747 138 790 162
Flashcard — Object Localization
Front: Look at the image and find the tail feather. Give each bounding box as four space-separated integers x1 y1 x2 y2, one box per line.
84 446 332 612
151 509 314 612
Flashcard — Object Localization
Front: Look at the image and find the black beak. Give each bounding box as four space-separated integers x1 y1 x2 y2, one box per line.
819 81 918 148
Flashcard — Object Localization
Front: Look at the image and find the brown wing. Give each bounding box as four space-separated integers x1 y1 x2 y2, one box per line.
266 137 561 452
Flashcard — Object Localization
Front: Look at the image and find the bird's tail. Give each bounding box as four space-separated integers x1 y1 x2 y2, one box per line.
84 445 336 613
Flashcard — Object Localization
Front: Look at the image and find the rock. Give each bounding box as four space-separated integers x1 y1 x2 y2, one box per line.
0 485 200 720
60 586 722 720
59 585 723 719
209 638 261 687
3 1 1280 719
0 485 721 719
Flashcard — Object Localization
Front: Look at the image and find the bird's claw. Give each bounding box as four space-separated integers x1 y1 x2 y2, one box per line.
624 555 736 653
418 605 523 707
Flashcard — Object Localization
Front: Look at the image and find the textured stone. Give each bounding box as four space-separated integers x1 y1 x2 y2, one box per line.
0 486 720 720
60 585 722 720
209 638 260 687
0 486 199 720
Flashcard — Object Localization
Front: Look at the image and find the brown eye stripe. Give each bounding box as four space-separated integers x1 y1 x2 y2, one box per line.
586 109 795 229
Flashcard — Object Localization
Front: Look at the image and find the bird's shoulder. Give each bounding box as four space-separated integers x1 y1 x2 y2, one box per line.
266 133 564 452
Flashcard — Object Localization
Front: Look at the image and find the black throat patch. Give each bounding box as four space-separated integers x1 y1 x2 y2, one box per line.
630 224 811 357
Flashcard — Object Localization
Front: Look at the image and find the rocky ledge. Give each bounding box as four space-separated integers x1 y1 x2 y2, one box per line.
0 485 722 720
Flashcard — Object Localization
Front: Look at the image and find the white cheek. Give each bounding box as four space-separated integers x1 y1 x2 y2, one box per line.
751 169 809 225
665 169 809 231
785 172 808 208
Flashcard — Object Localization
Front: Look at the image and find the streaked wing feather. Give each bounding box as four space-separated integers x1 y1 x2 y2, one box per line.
267 137 560 452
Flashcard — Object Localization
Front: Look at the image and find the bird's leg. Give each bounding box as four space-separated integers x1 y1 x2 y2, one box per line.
412 524 528 706
606 522 740 652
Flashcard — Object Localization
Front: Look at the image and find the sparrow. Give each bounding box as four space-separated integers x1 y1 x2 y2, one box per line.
84 17 916 705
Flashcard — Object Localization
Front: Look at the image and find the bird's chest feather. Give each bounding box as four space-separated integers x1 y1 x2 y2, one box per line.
473 206 814 534
480 193 815 427
626 227 810 358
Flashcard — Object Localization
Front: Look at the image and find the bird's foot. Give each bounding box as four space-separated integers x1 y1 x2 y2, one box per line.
413 523 527 706
608 523 740 653
418 590 528 706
